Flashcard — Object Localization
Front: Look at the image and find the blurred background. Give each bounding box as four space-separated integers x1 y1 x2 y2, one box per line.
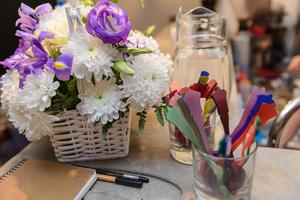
1 0 300 165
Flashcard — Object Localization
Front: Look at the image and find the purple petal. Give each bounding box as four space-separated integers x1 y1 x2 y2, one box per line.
53 53 73 81
19 77 25 89
35 3 53 16
16 3 49 34
0 53 27 69
19 3 35 16
44 59 55 73
15 30 35 41
38 31 55 41
15 39 31 54
16 57 46 69
31 39 48 58
20 66 34 76
15 16 37 28
86 1 131 44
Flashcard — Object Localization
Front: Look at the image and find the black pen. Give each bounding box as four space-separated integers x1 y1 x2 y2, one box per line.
96 169 150 183
97 173 143 188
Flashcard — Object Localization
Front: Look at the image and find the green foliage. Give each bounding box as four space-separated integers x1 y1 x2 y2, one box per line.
108 0 119 3
102 109 129 136
137 110 147 132
139 0 145 8
82 16 87 24
45 41 60 59
113 60 134 75
95 109 129 137
119 47 152 56
111 68 123 85
154 105 166 126
163 105 169 118
46 76 80 113
143 25 156 37
81 0 96 6
102 122 113 137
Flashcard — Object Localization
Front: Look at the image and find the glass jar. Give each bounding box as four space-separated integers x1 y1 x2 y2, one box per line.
169 7 236 165
174 7 235 97
193 126 257 200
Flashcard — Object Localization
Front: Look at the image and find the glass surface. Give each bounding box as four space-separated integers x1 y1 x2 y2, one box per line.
169 123 192 165
169 112 217 165
173 7 234 99
193 126 257 200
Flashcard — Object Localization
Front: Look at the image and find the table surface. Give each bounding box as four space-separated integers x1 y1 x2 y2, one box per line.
1 112 300 200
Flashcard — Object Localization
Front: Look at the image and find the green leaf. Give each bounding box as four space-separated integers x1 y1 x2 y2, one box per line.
139 0 145 8
82 16 87 24
46 43 60 59
113 60 134 75
63 97 75 110
56 91 65 98
67 77 77 93
108 0 119 3
47 76 80 113
137 111 147 132
143 25 156 37
155 106 164 126
102 122 113 137
119 47 152 56
111 68 123 85
81 0 96 6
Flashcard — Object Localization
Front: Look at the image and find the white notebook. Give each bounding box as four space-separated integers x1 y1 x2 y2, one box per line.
0 159 96 200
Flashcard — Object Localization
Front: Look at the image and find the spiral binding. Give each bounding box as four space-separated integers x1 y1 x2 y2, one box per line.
0 159 27 183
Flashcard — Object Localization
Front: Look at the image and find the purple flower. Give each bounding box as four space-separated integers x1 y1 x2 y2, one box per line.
53 54 74 81
1 31 55 70
15 39 50 76
16 3 52 33
0 35 31 70
2 3 53 69
86 0 131 44
2 38 73 83
37 31 55 41
0 53 28 70
19 39 73 81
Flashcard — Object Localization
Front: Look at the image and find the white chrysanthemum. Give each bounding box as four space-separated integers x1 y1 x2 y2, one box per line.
8 106 58 141
121 53 173 111
0 70 21 110
20 70 59 111
61 33 118 81
36 4 91 47
126 30 160 51
77 79 127 124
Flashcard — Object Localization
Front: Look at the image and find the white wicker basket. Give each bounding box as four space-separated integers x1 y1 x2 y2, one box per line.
49 109 131 162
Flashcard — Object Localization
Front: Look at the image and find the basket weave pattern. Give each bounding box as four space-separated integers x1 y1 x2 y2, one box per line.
49 110 131 162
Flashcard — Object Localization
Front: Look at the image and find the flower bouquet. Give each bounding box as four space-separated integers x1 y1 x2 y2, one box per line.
0 0 172 161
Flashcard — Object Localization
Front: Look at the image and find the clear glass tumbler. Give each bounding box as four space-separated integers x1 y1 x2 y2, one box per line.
193 126 257 200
